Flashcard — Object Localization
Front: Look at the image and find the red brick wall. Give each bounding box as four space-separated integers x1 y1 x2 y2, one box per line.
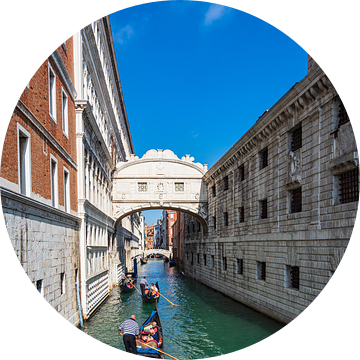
0 38 78 212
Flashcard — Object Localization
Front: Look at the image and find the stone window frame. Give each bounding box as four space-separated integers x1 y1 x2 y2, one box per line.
238 206 245 223
50 154 59 208
203 254 207 267
289 123 302 152
259 198 268 219
285 265 300 290
17 123 32 197
239 163 245 182
256 261 266 281
259 147 268 170
236 258 244 275
60 272 66 295
61 88 69 138
63 166 70 213
36 279 44 296
48 62 57 122
213 216 217 230
223 175 229 191
212 184 216 198
222 256 227 271
289 187 302 213
210 255 215 269
223 212 229 226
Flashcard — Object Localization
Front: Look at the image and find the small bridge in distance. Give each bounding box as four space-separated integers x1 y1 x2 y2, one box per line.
143 249 171 260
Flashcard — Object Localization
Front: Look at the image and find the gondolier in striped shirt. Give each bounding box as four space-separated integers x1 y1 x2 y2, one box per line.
119 315 140 354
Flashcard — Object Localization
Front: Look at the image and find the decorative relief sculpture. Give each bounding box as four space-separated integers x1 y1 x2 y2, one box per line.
288 151 301 176
286 150 302 189
157 182 165 192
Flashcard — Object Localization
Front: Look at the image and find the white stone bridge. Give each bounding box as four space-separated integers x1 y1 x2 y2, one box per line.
143 249 172 259
112 149 209 230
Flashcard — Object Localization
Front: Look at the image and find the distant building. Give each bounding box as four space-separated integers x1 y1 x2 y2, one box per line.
163 210 177 251
172 211 185 271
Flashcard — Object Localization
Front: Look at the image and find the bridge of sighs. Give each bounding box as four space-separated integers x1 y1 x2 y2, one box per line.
112 149 209 230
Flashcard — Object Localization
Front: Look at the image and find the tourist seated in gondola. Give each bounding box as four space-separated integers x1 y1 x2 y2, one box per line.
150 283 158 293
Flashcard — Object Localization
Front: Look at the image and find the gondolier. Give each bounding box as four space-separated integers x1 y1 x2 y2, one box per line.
140 276 148 296
120 270 126 286
119 315 140 354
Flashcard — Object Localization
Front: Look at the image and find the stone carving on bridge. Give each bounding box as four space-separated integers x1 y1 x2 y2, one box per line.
112 149 209 227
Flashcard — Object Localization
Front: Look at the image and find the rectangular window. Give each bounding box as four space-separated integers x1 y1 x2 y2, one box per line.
50 156 58 208
223 176 229 191
197 254 200 264
257 261 266 281
290 187 302 213
222 257 227 271
17 125 31 196
236 259 243 275
338 102 350 127
259 199 268 219
223 212 228 226
191 253 194 265
339 168 359 204
175 182 184 192
138 182 148 192
203 254 207 266
212 184 216 198
213 216 216 230
62 89 68 137
64 168 70 213
291 125 302 152
239 164 245 182
285 265 300 290
60 272 65 294
238 207 245 223
49 64 56 121
211 255 214 268
259 147 268 170
36 279 44 296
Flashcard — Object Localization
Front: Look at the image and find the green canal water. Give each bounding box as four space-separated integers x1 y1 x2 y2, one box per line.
82 259 284 359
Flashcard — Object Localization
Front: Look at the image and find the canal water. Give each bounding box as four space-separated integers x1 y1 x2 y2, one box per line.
83 259 284 359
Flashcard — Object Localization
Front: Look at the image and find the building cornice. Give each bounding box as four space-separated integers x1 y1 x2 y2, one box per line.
102 16 134 155
204 67 334 183
50 50 77 101
0 187 81 225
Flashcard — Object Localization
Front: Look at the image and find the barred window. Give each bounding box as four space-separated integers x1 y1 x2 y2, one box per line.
236 259 243 275
260 199 268 219
224 212 228 226
239 164 245 182
339 168 359 204
291 125 302 152
175 182 184 192
259 147 268 169
197 253 200 264
290 266 299 289
213 216 216 230
338 103 350 127
138 182 148 192
290 187 302 213
203 254 207 266
224 176 229 191
239 206 245 223
257 261 266 281
212 184 216 198
222 257 227 271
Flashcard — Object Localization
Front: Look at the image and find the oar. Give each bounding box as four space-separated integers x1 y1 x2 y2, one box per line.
156 291 181 307
123 275 141 295
139 342 179 360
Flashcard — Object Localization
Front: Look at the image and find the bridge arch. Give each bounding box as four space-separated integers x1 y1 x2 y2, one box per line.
143 249 171 259
112 149 209 231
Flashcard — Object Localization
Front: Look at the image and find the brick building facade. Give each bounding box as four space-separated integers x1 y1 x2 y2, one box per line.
0 39 81 325
183 57 358 324
0 16 143 325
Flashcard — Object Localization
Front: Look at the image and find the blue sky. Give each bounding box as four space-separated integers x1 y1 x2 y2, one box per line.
109 1 308 225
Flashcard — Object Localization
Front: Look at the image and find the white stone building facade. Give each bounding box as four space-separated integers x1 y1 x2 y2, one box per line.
183 57 358 324
73 16 141 319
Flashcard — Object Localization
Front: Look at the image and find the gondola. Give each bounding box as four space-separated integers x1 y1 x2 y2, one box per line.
140 257 148 265
136 306 164 358
142 281 160 303
169 260 176 267
120 280 136 293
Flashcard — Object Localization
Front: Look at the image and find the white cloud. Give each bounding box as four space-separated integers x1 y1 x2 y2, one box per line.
114 25 134 44
204 4 227 26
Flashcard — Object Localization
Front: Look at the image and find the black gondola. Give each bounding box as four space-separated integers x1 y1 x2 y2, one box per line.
140 257 148 265
136 306 164 358
120 280 136 293
169 260 176 267
142 281 160 303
